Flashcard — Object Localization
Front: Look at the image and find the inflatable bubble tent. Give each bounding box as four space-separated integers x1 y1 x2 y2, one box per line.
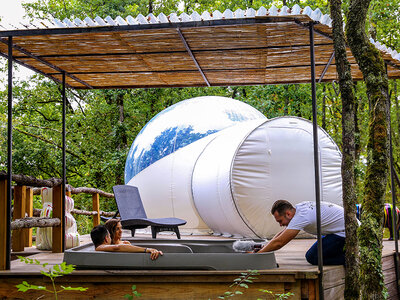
125 96 343 238
125 96 266 183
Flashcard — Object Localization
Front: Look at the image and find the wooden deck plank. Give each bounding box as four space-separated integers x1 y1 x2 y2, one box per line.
3 237 397 274
0 237 398 299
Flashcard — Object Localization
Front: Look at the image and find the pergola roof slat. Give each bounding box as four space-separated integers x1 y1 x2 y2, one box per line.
0 5 399 89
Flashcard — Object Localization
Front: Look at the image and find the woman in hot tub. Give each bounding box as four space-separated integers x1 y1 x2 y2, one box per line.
104 218 130 245
90 224 163 260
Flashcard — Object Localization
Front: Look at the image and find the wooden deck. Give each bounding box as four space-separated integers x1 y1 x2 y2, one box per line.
0 233 398 300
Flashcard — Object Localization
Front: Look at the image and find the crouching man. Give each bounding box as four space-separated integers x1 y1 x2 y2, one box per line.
90 225 163 260
257 200 347 265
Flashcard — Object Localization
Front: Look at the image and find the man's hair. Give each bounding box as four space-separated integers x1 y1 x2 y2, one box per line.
271 200 294 215
90 225 109 248
104 219 120 244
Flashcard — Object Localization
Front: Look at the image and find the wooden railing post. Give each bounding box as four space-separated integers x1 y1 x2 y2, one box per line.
12 185 26 252
25 188 33 247
52 185 63 253
0 179 7 270
92 193 100 227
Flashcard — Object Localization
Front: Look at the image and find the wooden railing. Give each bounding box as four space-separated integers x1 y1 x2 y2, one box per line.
0 173 115 270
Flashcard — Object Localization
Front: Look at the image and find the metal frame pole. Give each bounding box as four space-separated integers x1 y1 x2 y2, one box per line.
6 36 13 270
387 68 399 295
390 125 400 297
309 22 324 299
62 72 66 251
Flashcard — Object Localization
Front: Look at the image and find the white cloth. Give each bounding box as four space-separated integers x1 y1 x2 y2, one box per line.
287 201 346 238
36 187 80 250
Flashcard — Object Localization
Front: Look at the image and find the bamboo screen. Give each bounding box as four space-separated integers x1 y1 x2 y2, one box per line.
0 16 399 89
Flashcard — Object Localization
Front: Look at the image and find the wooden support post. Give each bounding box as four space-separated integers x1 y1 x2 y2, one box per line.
52 185 63 253
0 180 7 270
92 193 100 227
12 186 26 252
25 188 33 247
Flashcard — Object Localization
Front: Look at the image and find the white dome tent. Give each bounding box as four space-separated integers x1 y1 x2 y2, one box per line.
192 117 342 238
126 98 343 239
126 96 267 233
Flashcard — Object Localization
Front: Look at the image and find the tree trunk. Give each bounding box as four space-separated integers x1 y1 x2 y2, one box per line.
116 93 127 150
394 81 399 149
32 208 116 217
284 85 289 115
70 209 116 217
114 92 127 186
67 186 114 198
0 171 62 187
329 0 360 298
346 0 390 298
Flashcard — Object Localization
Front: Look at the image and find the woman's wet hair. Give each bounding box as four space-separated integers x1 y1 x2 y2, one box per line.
104 218 120 243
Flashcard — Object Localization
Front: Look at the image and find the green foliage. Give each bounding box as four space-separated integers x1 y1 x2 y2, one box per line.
217 270 295 299
218 270 259 299
258 289 294 300
124 285 142 299
16 256 88 300
369 0 400 49
0 0 399 242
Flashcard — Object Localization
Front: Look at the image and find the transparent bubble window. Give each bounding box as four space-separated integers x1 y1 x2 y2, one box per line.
125 96 266 183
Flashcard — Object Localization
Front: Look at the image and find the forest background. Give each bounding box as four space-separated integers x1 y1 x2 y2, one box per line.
0 0 399 234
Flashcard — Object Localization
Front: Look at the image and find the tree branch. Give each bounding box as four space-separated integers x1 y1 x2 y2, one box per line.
31 107 59 122
0 171 62 187
11 217 60 230
14 127 86 162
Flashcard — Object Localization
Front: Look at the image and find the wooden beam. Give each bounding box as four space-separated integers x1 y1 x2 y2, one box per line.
318 51 335 83
12 186 26 252
0 180 7 270
24 188 33 247
0 38 93 89
52 185 63 253
92 193 100 227
0 17 300 38
177 27 210 87
0 51 67 86
12 217 61 230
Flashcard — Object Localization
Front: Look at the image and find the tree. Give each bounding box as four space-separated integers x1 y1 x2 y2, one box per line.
329 0 360 298
346 0 390 298
2 0 398 239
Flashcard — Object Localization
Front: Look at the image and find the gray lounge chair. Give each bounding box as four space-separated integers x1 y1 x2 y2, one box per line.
112 185 187 239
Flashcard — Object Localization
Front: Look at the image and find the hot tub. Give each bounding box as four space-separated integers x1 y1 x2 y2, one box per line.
63 239 277 270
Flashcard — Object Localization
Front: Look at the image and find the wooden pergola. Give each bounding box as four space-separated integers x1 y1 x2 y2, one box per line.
1 6 399 299
0 7 399 89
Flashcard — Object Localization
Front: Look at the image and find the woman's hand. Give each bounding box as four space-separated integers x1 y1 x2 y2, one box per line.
147 248 163 260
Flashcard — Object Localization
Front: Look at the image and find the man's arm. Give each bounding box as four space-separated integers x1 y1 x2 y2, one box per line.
257 229 300 253
95 244 121 252
96 244 143 252
271 229 285 240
